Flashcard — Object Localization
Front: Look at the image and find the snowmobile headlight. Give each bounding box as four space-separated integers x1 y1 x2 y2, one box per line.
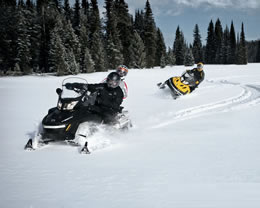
63 101 78 110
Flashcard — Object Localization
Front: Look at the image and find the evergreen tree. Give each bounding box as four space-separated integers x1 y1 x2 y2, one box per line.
89 0 105 71
222 26 231 64
143 0 157 68
91 31 106 71
82 46 95 73
82 0 89 15
256 41 260 62
173 26 185 65
104 0 124 69
66 50 80 74
166 47 176 66
214 18 223 63
205 20 215 64
49 29 69 75
134 10 145 40
155 28 166 67
229 21 237 64
16 6 32 74
132 31 146 68
184 48 195 66
192 24 203 63
0 1 18 73
63 21 81 65
72 0 81 35
237 23 247 64
114 0 135 67
26 0 33 9
64 0 72 21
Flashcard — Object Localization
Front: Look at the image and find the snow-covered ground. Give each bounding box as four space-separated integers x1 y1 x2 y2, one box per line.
1 64 260 208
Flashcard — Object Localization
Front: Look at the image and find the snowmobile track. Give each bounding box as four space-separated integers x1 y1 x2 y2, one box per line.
151 80 260 129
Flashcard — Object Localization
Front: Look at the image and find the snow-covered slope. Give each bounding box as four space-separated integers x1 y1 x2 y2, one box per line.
1 64 260 208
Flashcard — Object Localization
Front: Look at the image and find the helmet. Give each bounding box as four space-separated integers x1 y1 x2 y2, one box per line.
107 72 121 88
197 62 204 71
116 65 128 77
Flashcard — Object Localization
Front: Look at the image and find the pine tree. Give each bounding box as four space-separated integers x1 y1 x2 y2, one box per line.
214 18 223 63
64 0 72 21
229 21 237 64
192 24 203 63
68 50 80 74
63 21 81 64
72 0 81 35
155 28 167 67
173 26 185 65
82 0 89 15
143 0 157 68
134 10 145 40
49 29 69 75
205 20 215 64
91 31 106 71
0 1 18 73
132 31 146 68
114 0 135 67
89 0 105 71
16 6 32 74
82 46 95 73
104 0 124 69
222 26 231 64
184 48 195 66
237 23 247 64
166 47 176 66
256 41 260 62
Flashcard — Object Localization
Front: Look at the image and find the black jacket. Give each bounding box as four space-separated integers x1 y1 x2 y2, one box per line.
187 68 205 91
87 83 124 115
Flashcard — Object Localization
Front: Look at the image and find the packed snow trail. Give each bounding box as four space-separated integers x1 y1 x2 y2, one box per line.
150 79 260 129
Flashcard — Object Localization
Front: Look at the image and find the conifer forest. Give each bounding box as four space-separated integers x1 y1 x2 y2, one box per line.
0 0 259 76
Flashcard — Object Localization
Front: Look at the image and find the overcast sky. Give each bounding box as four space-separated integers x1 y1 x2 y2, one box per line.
72 0 260 47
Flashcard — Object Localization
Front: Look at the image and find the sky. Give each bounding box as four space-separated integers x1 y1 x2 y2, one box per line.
72 0 260 47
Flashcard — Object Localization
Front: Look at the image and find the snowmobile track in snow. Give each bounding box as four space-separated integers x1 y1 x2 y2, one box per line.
151 80 260 129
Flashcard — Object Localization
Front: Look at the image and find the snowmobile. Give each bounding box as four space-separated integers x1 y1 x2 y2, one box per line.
157 70 198 99
24 77 132 153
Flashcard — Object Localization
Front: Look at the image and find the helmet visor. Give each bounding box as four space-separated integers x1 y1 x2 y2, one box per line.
107 79 120 88
197 64 203 70
117 66 128 77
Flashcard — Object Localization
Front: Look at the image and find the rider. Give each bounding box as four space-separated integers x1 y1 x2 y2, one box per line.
158 62 205 92
65 72 124 153
184 62 205 92
102 65 129 99
65 72 124 123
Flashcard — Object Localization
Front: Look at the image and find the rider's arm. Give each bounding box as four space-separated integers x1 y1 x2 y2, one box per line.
87 83 104 93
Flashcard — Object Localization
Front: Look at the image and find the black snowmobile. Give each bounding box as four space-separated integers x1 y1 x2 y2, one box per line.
24 77 132 153
157 70 198 99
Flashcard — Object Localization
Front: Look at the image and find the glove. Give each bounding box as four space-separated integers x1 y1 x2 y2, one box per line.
65 83 73 90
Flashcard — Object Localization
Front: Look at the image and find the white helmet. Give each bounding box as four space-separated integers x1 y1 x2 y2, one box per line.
116 65 128 77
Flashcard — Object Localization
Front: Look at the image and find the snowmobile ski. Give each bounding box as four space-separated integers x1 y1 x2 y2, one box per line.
24 138 34 150
80 141 91 154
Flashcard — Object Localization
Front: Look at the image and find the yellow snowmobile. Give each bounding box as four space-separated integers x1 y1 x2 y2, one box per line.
157 71 197 99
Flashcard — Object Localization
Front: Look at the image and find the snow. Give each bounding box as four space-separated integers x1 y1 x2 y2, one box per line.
1 64 260 208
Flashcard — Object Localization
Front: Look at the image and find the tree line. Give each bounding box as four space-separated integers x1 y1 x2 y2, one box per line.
0 0 259 76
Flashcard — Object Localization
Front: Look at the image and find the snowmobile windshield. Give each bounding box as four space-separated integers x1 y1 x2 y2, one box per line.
61 77 88 100
58 78 88 111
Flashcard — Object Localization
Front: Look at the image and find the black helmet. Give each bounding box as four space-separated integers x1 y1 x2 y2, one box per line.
107 72 121 88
